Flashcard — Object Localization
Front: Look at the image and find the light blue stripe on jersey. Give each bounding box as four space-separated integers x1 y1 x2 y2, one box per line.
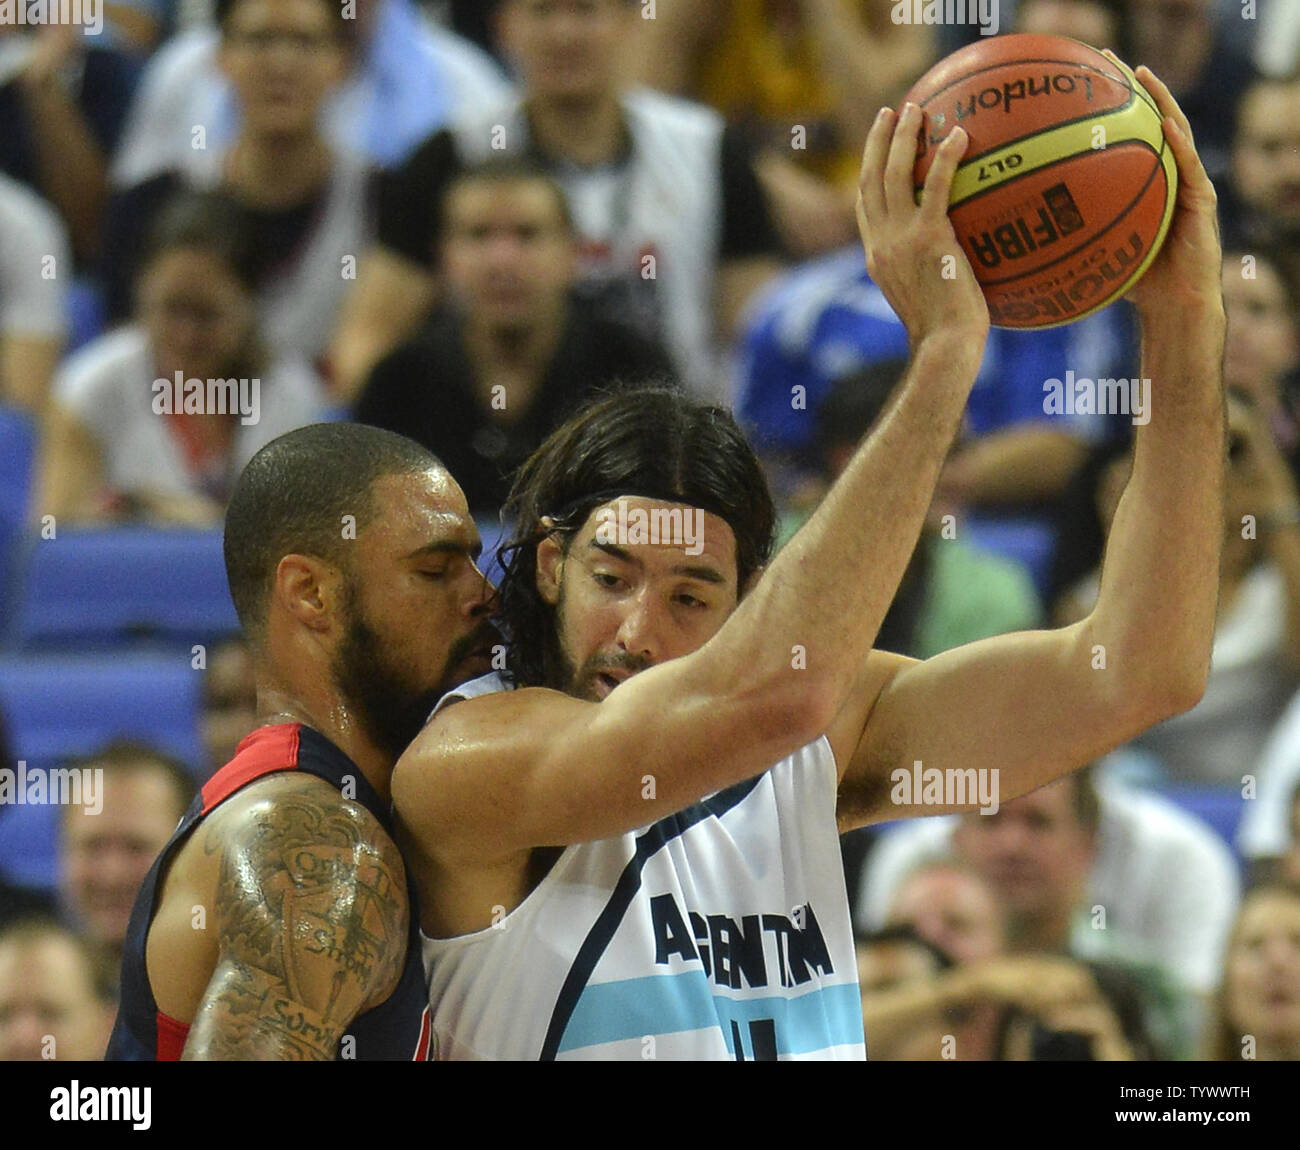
559 973 865 1056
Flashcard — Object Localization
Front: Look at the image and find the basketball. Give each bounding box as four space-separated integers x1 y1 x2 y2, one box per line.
902 33 1177 329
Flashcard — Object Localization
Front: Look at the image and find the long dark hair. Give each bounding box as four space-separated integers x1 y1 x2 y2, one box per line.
497 388 776 689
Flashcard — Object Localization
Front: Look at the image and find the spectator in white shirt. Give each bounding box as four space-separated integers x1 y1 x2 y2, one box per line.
39 191 327 525
0 173 68 412
855 768 1241 997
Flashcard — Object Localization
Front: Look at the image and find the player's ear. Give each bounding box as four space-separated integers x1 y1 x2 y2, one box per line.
273 554 342 632
535 520 564 607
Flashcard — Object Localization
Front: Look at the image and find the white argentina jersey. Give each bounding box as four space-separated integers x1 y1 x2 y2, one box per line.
421 673 866 1061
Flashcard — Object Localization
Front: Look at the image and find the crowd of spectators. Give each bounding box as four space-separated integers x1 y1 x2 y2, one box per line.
2 0 1299 1062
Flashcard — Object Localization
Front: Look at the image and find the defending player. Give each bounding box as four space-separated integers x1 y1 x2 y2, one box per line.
391 69 1226 1059
107 424 497 1059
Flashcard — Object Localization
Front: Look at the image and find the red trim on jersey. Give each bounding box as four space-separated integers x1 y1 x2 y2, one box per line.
156 1011 190 1061
414 1006 432 1061
200 723 302 815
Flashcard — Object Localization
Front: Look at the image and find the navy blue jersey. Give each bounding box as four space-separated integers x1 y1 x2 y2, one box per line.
106 723 433 1061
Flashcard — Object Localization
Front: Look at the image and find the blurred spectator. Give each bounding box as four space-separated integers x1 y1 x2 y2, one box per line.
736 246 1134 508
633 0 937 258
1224 75 1300 309
1015 0 1132 55
1283 781 1300 887
355 160 677 514
0 172 68 412
437 0 506 58
1239 695 1300 877
856 770 1240 1000
40 192 329 525
0 20 143 262
1203 884 1300 1060
59 741 196 972
1221 249 1300 459
202 636 257 775
791 359 1042 657
102 1 183 54
334 0 783 403
862 861 1161 1059
100 0 371 366
0 917 115 1061
886 859 1007 964
1056 392 1300 782
1256 0 1300 78
110 0 509 188
1128 0 1258 181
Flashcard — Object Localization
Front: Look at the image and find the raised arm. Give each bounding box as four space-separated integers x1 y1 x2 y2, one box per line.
835 66 1226 829
183 778 408 1060
394 106 990 866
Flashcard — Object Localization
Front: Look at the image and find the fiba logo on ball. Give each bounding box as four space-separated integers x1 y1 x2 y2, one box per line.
904 33 1178 328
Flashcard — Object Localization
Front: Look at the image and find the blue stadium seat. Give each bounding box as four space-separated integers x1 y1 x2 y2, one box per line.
0 801 60 890
8 527 239 649
66 276 106 355
0 406 36 630
0 653 204 770
1155 785 1246 855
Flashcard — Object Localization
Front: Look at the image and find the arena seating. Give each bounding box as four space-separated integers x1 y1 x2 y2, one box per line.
0 406 36 630
7 527 238 650
0 654 204 769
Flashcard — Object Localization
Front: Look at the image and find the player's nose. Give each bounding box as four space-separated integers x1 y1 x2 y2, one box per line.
614 590 665 661
462 562 498 618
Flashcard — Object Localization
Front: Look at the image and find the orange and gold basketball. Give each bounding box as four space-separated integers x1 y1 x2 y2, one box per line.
903 33 1177 328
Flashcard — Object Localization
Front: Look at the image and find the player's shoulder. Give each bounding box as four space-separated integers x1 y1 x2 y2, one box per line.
202 770 405 885
395 679 586 804
418 681 584 756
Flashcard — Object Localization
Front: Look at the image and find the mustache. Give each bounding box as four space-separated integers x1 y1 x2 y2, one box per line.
581 652 651 679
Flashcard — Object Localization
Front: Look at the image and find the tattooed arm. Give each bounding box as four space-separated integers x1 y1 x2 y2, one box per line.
183 775 409 1061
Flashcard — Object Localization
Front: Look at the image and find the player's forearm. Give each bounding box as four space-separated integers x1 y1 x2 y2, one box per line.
1087 306 1225 713
699 331 983 726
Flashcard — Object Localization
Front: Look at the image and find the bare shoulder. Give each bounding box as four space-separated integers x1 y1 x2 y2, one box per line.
397 687 591 781
182 772 410 1060
202 770 406 887
391 687 594 850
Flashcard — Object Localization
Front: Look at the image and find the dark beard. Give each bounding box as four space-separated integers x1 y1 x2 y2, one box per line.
332 600 443 764
550 576 648 701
